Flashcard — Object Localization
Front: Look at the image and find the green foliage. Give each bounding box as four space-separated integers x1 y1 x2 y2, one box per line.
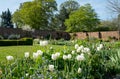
95 26 110 31
0 41 120 78
50 39 73 46
98 19 118 31
0 9 13 28
12 10 24 28
12 0 57 30
114 41 120 48
0 38 33 46
65 4 100 32
55 0 79 31
110 49 120 74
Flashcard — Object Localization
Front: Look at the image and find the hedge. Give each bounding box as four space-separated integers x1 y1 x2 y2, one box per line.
0 38 33 46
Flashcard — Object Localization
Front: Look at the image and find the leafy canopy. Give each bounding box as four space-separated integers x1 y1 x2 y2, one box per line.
55 0 80 31
12 0 57 30
65 4 100 32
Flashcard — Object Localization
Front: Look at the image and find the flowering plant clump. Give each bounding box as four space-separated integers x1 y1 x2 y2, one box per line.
48 65 54 72
0 42 120 79
25 52 29 58
6 55 14 61
39 40 48 46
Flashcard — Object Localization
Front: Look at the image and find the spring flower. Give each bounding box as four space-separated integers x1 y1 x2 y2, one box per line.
50 47 53 50
82 47 90 53
97 44 103 51
63 55 68 60
49 65 54 72
99 44 103 48
78 68 82 73
40 40 48 46
75 44 79 49
76 54 85 61
6 55 14 61
55 52 60 57
51 54 57 60
25 52 29 58
26 73 29 77
33 52 39 59
81 53 84 56
67 54 72 59
51 52 60 60
97 47 101 51
37 50 43 56
71 50 75 54
76 45 84 53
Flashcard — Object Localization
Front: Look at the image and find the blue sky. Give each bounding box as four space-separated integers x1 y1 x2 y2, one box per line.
0 0 117 20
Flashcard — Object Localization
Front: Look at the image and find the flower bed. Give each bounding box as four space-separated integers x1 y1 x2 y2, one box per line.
0 41 120 78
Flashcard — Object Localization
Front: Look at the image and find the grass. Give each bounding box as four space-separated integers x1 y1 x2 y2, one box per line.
0 44 73 62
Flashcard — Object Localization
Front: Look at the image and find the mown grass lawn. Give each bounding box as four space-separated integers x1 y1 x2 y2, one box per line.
0 44 73 62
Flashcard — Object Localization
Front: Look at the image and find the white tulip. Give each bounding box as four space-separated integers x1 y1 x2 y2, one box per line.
63 55 68 60
75 44 79 49
99 44 103 49
49 65 54 72
33 52 39 59
50 47 53 50
26 73 29 77
55 52 60 57
37 50 43 56
82 47 90 53
76 54 85 61
67 54 72 59
97 47 101 51
6 55 14 61
39 40 48 46
76 45 84 53
71 50 75 54
25 52 29 58
51 52 60 60
81 53 84 56
51 54 57 60
78 68 82 73
96 44 103 51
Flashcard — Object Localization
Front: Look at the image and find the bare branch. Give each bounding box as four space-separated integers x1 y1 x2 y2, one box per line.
107 0 120 14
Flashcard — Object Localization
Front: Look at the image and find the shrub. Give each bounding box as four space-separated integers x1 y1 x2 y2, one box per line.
50 39 73 46
114 41 120 48
0 38 33 46
33 39 40 44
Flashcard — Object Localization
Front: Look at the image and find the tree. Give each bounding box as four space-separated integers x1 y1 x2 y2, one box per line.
1 9 13 28
12 0 57 30
65 4 100 32
98 18 118 31
12 9 24 28
107 0 120 39
55 0 80 31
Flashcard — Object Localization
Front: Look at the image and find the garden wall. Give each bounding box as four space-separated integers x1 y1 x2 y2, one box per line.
0 27 71 40
74 31 120 40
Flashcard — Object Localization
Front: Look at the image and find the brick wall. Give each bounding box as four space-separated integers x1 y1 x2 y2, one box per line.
0 27 71 40
74 31 119 40
0 27 119 40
